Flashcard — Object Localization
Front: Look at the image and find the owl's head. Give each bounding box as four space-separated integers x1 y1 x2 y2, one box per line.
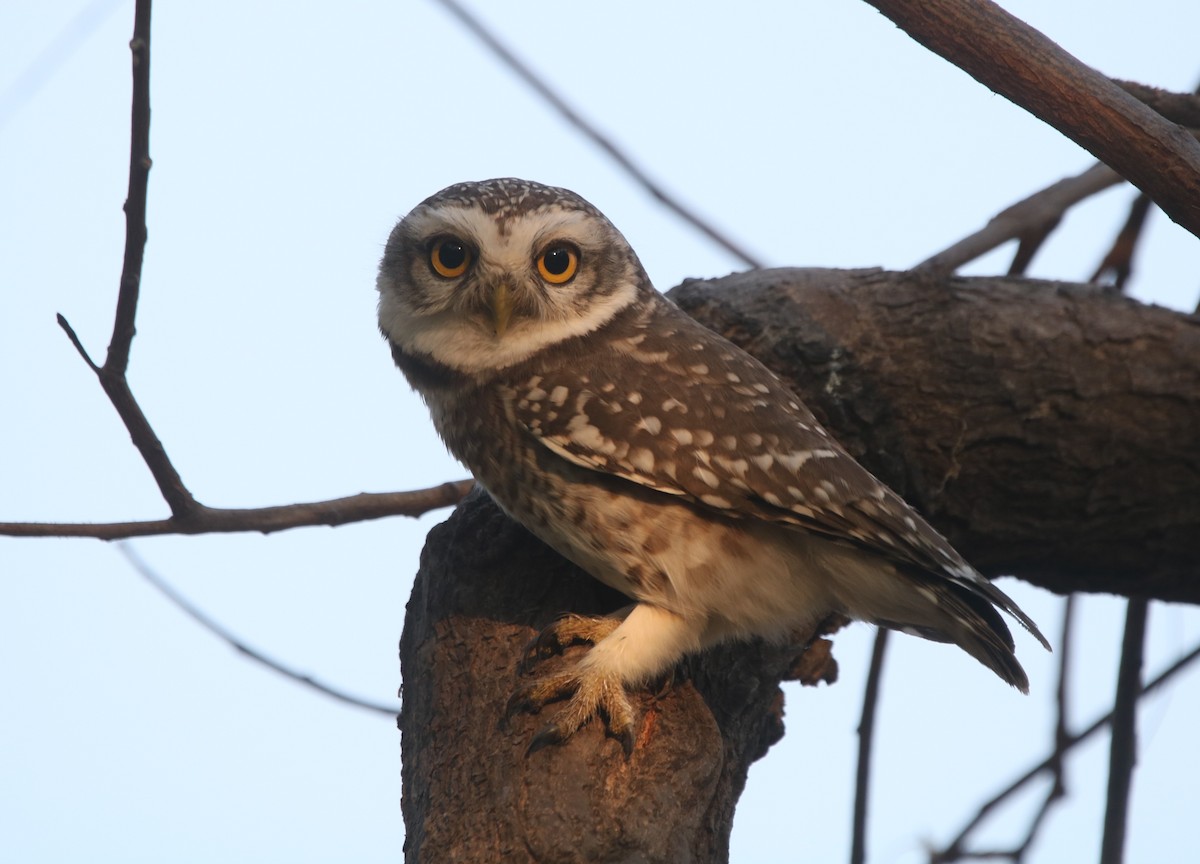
378 178 648 374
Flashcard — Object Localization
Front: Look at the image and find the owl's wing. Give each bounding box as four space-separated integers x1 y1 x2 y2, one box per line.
509 299 1047 646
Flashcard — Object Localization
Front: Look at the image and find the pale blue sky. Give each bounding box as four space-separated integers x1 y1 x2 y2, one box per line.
2 2 1198 862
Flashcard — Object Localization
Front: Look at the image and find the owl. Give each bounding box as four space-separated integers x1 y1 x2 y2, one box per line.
377 178 1048 755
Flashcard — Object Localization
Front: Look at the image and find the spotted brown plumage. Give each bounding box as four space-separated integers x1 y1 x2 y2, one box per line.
378 178 1049 755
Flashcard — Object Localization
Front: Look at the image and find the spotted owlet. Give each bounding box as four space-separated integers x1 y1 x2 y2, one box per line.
378 178 1048 754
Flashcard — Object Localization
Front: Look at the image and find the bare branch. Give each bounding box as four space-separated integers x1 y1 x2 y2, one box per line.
0 481 475 540
932 633 1200 861
1100 598 1148 864
1090 194 1153 291
51 0 197 519
915 163 1120 275
850 628 889 864
1005 217 1061 278
930 597 1075 863
866 0 1200 239
430 0 763 269
1114 80 1200 127
107 0 152 377
118 544 400 717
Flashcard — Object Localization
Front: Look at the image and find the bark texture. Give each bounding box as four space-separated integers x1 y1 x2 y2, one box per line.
400 268 1200 863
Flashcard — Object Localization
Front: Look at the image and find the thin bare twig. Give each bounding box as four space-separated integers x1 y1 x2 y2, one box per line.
117 544 400 716
430 0 763 269
850 628 889 864
1090 194 1153 292
0 481 475 540
915 163 1121 275
1006 218 1061 278
867 0 1200 240
1100 598 1148 864
932 635 1200 860
930 597 1075 863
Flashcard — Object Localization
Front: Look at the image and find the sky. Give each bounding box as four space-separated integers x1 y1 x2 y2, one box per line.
2 1 1199 862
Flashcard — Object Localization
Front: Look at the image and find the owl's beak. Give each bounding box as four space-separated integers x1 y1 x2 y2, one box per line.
491 283 514 337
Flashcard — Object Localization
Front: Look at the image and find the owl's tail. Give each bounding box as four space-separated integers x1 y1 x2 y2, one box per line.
832 563 1048 693
903 575 1034 692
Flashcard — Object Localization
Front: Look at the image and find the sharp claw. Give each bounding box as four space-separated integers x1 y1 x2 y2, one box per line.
506 612 644 755
504 690 535 721
526 722 568 756
613 725 635 759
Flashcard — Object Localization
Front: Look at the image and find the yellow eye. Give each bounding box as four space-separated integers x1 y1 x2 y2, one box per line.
537 245 579 284
430 237 471 278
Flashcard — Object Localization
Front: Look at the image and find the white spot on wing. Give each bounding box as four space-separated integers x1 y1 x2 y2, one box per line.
630 448 656 473
637 416 662 435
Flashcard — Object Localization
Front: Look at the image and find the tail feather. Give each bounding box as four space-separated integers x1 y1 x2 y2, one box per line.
855 570 1038 693
915 578 1030 693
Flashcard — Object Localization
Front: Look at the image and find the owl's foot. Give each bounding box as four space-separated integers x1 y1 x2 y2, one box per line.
506 603 699 757
506 665 637 757
518 612 626 673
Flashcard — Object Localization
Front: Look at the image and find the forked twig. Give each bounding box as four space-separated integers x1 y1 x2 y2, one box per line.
915 163 1121 275
931 634 1200 861
2 0 476 542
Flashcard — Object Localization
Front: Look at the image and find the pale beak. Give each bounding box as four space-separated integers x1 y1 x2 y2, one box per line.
491 283 514 337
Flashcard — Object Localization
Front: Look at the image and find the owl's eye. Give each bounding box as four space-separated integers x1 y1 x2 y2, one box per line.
430 237 471 278
537 245 580 285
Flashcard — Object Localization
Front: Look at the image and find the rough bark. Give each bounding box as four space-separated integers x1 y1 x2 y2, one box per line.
400 268 1200 863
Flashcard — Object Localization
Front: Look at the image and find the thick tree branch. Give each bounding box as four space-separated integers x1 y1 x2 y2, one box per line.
866 0 1200 239
399 487 840 863
672 268 1200 604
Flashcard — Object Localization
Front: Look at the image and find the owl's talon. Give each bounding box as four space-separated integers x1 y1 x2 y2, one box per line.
526 721 569 756
519 613 625 673
506 664 637 756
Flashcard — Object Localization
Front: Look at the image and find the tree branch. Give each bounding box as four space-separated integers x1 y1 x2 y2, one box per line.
866 0 1200 239
915 163 1120 275
0 481 475 539
930 597 1075 862
672 269 1200 604
932 632 1200 861
430 0 763 268
119 543 400 716
851 628 889 864
1099 598 1148 864
1090 193 1153 291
